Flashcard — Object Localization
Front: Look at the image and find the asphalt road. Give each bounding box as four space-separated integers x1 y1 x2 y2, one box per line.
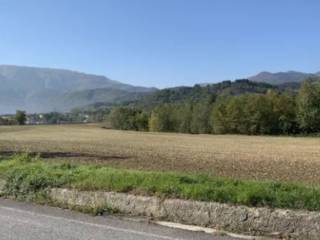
0 199 240 240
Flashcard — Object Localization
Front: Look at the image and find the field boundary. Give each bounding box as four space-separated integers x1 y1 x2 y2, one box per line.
49 188 320 239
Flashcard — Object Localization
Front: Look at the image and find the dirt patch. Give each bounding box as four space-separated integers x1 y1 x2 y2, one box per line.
0 151 130 163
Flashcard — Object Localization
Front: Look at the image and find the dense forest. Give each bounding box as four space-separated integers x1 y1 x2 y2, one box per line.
107 77 320 135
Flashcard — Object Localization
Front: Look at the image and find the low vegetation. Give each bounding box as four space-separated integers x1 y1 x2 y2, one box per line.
2 154 320 211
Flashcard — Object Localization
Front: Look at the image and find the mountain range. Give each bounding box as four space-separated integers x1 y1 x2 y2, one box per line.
0 65 155 114
0 65 318 114
248 71 320 85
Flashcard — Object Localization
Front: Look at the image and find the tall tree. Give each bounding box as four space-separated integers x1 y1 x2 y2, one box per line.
109 107 147 131
297 78 320 133
15 110 26 125
177 103 193 133
148 104 178 132
190 100 214 134
211 98 229 134
267 91 297 134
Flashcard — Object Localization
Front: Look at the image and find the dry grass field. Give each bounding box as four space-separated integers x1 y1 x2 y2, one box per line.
1 124 320 184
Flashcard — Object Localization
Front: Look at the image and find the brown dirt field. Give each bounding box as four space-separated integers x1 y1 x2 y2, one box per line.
1 124 320 184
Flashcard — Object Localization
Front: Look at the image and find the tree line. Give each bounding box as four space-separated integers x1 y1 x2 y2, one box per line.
108 78 320 135
0 110 26 125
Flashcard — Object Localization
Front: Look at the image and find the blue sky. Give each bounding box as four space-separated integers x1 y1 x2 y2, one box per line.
0 0 319 88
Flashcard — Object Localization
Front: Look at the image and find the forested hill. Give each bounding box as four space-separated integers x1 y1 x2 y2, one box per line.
130 79 299 109
107 77 320 135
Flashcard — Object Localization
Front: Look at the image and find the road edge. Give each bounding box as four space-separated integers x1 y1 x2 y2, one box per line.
47 188 320 239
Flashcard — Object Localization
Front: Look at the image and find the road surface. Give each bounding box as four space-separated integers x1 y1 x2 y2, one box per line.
0 199 240 240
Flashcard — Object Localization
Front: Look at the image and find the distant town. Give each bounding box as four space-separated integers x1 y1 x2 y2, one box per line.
0 111 92 125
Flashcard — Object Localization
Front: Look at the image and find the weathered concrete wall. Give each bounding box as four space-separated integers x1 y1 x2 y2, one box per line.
49 188 320 239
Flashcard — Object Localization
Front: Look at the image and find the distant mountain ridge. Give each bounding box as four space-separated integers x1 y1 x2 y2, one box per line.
249 70 319 85
1 65 319 114
0 65 155 114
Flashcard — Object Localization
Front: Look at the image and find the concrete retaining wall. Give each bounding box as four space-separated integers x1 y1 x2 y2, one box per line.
49 188 320 239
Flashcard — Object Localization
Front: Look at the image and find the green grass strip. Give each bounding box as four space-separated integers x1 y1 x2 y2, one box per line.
1 154 320 211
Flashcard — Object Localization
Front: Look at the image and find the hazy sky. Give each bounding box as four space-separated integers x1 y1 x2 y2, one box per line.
0 0 319 88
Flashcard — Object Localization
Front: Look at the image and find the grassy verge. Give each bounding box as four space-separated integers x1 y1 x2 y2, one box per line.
1 154 320 211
